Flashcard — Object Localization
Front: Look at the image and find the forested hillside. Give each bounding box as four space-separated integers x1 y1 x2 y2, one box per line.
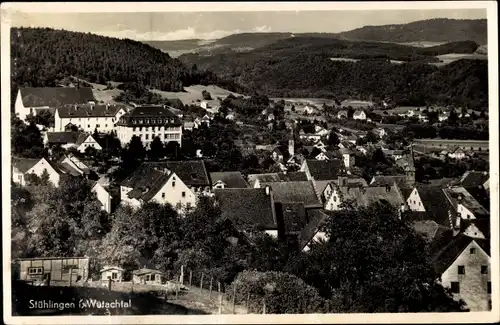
179 37 488 108
10 28 243 103
338 18 488 44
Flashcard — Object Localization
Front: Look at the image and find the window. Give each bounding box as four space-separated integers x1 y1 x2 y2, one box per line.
470 248 476 254
487 282 491 294
458 266 465 274
333 196 337 202
481 265 488 274
145 134 149 140
88 125 90 128
105 124 108 127
133 127 136 132
488 300 492 310
161 193 165 198
172 181 176 187
450 282 460 293
112 272 118 279
28 267 43 275
182 191 186 197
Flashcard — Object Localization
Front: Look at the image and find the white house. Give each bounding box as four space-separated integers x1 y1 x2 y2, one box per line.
12 157 61 187
100 266 125 282
439 113 449 122
304 106 315 114
116 105 183 148
226 113 236 120
44 132 102 153
92 182 113 214
54 103 127 133
120 164 197 213
200 101 209 109
15 87 95 122
313 140 327 152
337 110 348 119
448 147 467 160
353 110 367 120
432 235 491 311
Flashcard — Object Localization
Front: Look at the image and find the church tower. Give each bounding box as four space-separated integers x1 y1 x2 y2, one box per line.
405 144 416 187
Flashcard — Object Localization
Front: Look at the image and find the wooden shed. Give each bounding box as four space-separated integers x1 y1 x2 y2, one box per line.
132 268 163 284
99 266 125 282
17 257 89 284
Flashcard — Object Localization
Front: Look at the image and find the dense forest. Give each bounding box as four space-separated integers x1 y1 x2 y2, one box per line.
10 28 245 104
337 18 488 44
181 42 488 108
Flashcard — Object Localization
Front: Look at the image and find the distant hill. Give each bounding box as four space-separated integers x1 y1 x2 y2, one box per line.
178 36 488 109
10 27 232 104
338 18 487 45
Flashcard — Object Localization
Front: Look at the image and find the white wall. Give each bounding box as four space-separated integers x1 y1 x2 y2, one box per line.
25 158 61 187
324 188 342 211
458 203 476 220
101 269 123 282
77 135 103 153
92 183 112 214
150 173 197 213
303 231 328 252
116 125 182 148
407 188 425 212
55 109 126 133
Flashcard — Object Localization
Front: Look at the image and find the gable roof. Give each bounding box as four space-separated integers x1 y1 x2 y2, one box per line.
45 131 81 144
278 172 308 182
412 220 455 247
145 161 210 187
19 87 95 108
121 163 174 201
57 103 126 118
460 171 489 188
416 186 455 228
339 184 405 209
133 268 163 276
247 173 281 185
461 218 491 239
431 234 490 274
304 159 345 181
210 171 249 188
75 133 92 146
100 266 125 273
298 209 330 251
214 188 276 230
353 110 365 116
370 175 410 188
12 157 41 173
260 181 322 208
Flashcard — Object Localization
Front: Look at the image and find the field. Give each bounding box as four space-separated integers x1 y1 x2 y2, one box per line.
150 84 246 105
372 106 424 115
432 53 488 66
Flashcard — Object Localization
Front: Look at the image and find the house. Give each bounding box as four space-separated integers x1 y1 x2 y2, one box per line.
299 209 331 252
12 157 62 187
315 151 336 161
16 257 90 284
120 163 197 212
44 132 102 153
54 103 127 133
339 141 355 150
277 171 309 182
438 113 449 122
321 176 367 204
337 110 348 119
431 235 491 311
15 87 95 122
57 155 93 178
443 186 489 221
116 105 182 148
214 187 278 237
300 159 346 182
100 266 125 282
133 268 164 284
200 101 209 109
201 114 212 126
210 171 249 189
276 202 308 244
356 146 368 155
448 147 467 160
92 182 113 214
226 112 236 120
194 117 203 129
406 186 455 228
374 128 387 138
146 161 211 193
257 181 323 209
267 113 275 121
461 218 490 240
299 129 321 143
313 140 327 153
324 183 405 212
460 171 489 189
314 126 330 137
248 173 282 188
353 110 366 120
303 106 315 114
340 148 355 169
383 149 404 161
183 118 195 131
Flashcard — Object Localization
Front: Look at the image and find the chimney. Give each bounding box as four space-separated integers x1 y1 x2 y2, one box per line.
265 186 271 196
90 104 94 111
106 103 110 110
338 176 348 187
163 168 170 175
74 104 78 111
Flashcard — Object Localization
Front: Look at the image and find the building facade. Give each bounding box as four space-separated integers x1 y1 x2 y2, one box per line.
17 257 90 284
116 105 182 148
54 103 127 133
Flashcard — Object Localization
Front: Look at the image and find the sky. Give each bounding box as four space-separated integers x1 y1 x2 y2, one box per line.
10 9 487 41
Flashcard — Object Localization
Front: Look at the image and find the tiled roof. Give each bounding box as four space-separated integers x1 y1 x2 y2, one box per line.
275 202 308 234
133 268 163 275
460 171 489 188
12 157 40 173
370 175 410 188
416 186 455 228
247 173 281 185
298 209 330 250
121 164 173 202
145 161 210 187
412 220 454 244
19 87 95 108
431 234 490 274
214 188 276 230
45 131 81 144
304 159 345 181
464 186 490 212
210 171 249 188
277 172 308 182
57 103 126 118
75 133 91 146
100 266 125 273
339 184 405 209
260 181 322 208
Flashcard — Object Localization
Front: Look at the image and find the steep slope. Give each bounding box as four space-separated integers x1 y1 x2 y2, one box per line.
338 18 487 44
10 27 223 103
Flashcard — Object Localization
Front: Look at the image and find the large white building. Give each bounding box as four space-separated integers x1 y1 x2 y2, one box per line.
116 105 183 148
15 87 95 122
54 103 127 133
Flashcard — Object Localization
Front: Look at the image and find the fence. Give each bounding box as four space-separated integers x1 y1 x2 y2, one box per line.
164 266 267 314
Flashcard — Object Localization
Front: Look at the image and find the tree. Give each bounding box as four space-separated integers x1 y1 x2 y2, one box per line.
121 135 146 170
202 90 212 100
286 203 467 312
364 130 379 144
11 116 45 158
148 136 165 161
327 132 340 147
226 270 328 314
164 141 180 159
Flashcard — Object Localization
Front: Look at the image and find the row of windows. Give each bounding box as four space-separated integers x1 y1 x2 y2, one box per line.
137 133 180 140
132 126 180 132
68 117 116 122
450 281 491 294
127 118 176 124
70 124 115 129
457 265 488 274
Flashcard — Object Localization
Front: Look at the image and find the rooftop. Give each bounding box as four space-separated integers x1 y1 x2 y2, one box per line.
210 171 249 188
304 159 345 181
260 181 322 208
57 103 126 118
19 87 95 108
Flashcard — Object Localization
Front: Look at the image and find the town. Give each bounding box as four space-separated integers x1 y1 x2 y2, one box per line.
9 14 492 316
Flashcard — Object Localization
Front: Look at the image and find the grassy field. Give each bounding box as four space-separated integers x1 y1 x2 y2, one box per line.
431 53 488 66
151 84 246 105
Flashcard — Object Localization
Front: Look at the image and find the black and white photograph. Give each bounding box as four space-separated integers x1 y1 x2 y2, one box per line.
1 2 498 324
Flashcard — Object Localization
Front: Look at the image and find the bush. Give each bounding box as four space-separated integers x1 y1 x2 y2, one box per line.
226 270 328 314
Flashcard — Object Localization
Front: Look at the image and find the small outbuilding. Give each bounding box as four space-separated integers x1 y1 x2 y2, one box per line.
132 268 164 284
100 266 125 282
